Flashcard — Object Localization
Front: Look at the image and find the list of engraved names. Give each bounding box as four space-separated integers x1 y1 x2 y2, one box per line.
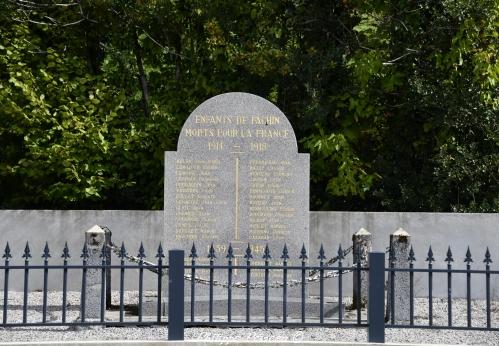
175 158 225 240
249 159 295 240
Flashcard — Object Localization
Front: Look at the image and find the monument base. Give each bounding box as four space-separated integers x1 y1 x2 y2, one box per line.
138 295 344 321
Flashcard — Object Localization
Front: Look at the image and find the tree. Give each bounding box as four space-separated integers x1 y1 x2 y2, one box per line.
1 0 497 212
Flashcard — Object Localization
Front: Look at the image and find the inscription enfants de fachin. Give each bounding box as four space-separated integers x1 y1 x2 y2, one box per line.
164 92 309 273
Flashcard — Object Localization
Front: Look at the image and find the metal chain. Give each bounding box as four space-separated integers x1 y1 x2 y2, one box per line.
107 242 354 289
308 245 353 277
185 267 353 289
107 242 162 274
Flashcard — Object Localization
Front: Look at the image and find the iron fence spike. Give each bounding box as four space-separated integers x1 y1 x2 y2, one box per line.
226 243 235 260
445 246 453 263
189 242 198 258
318 243 326 260
408 245 416 262
337 244 344 260
244 243 253 260
22 241 32 259
81 243 89 259
299 243 308 260
3 242 12 259
465 246 473 264
156 243 165 259
62 242 71 259
138 242 146 259
263 244 271 260
208 242 216 259
281 243 289 260
484 247 492 265
118 241 127 259
42 241 51 260
425 245 435 263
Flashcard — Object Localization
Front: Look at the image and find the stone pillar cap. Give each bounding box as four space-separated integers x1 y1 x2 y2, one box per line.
355 227 371 235
393 227 410 236
86 225 105 234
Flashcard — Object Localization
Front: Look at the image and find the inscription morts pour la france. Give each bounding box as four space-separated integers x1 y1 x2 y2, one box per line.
164 92 309 280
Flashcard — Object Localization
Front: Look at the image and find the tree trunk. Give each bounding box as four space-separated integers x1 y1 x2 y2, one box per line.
133 31 150 117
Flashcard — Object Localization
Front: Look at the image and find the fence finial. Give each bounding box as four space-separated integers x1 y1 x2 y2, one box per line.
299 243 308 260
408 245 416 262
263 244 271 260
23 242 32 259
62 242 70 259
318 244 326 261
81 243 90 260
226 243 234 260
189 243 198 258
117 242 127 259
281 243 289 260
484 247 492 265
3 242 12 260
445 246 453 263
208 243 216 259
156 243 165 259
426 246 434 263
465 246 473 264
244 243 253 260
337 244 344 260
42 242 51 260
138 242 146 259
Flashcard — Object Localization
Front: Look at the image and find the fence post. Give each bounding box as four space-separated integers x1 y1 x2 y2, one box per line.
82 225 106 321
368 251 385 343
168 249 184 341
386 228 411 323
352 228 371 308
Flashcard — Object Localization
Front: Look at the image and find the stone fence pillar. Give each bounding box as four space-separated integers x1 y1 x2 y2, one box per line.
386 228 411 323
352 228 371 308
83 225 106 320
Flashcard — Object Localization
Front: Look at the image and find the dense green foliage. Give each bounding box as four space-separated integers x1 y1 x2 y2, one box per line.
0 0 497 211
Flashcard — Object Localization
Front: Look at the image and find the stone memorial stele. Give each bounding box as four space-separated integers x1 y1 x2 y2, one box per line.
164 92 309 279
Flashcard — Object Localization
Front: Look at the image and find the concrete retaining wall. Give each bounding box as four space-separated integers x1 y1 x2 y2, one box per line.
310 211 499 298
0 210 497 298
0 341 460 346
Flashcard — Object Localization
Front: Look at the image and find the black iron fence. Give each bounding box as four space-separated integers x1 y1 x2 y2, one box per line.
0 241 497 343
1 241 168 327
385 245 498 330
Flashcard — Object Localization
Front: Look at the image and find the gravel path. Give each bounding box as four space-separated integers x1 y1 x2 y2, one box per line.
0 291 497 345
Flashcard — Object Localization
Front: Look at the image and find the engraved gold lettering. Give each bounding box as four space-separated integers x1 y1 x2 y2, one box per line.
208 142 224 150
195 115 233 124
255 129 289 138
185 128 215 137
250 142 267 151
248 159 296 239
251 116 280 125
216 128 239 137
236 116 248 124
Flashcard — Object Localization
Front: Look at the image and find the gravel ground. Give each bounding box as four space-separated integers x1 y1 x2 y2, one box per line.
0 291 497 345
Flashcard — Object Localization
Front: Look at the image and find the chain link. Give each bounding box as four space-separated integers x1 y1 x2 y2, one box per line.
107 242 354 290
107 242 162 274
